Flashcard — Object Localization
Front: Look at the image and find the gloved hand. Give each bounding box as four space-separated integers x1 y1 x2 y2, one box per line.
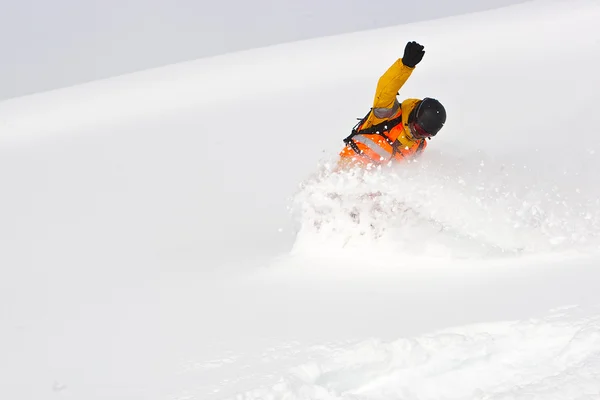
402 41 425 68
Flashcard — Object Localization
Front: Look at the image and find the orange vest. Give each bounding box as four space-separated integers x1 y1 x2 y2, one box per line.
340 109 427 167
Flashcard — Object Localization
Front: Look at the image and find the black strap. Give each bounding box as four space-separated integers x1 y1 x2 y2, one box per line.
357 114 403 135
343 109 404 155
390 140 405 159
348 109 372 136
343 109 372 149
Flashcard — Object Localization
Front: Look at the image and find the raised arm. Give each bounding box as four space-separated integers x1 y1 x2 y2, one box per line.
372 42 425 110
372 60 414 109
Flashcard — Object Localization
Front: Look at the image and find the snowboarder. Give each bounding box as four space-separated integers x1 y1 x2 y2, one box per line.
339 41 446 168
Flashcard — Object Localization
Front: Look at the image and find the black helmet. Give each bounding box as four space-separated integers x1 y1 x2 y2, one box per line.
408 98 446 139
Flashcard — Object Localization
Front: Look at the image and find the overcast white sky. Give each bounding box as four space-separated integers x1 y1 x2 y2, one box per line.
1 0 528 100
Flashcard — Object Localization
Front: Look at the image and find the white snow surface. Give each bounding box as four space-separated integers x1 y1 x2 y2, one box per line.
2 0 600 399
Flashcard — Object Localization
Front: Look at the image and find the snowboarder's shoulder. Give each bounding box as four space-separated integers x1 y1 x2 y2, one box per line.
401 98 421 111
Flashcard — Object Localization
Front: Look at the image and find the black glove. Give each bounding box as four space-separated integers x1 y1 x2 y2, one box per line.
402 41 425 68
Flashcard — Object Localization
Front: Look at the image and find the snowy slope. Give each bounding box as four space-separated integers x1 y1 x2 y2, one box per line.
1 0 600 399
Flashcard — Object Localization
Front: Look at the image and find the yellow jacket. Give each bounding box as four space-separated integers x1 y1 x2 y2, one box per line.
362 58 421 150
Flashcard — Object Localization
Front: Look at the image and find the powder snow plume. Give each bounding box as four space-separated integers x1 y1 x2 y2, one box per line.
290 152 600 259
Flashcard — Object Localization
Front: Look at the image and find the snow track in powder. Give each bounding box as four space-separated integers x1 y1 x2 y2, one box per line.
232 306 600 400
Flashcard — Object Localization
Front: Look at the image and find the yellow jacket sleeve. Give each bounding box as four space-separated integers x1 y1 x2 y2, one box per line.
372 59 414 109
